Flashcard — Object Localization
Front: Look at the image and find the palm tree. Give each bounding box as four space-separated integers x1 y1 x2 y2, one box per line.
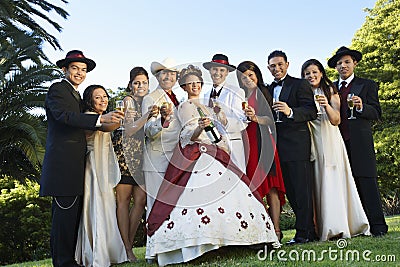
0 0 69 181
0 24 63 182
0 0 69 50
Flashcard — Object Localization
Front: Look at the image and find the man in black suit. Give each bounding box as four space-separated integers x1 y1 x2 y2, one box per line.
328 46 388 236
40 50 123 267
267 50 317 244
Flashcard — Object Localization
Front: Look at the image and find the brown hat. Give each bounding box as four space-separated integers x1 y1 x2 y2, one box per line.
56 50 96 72
328 46 362 68
203 54 236 72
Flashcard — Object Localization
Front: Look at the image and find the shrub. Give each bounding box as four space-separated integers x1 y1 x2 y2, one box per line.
279 202 296 231
0 176 51 265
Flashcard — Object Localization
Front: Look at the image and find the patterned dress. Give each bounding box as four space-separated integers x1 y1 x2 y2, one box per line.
112 96 145 185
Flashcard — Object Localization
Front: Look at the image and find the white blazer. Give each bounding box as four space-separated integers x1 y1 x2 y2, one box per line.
202 83 247 172
142 88 181 172
202 83 247 139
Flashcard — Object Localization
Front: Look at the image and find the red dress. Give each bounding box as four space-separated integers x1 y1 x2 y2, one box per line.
244 90 286 206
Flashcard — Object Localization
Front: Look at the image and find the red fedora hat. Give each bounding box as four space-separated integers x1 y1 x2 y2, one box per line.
203 54 236 72
56 50 96 72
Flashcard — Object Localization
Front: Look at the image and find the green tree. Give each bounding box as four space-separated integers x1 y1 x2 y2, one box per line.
0 24 63 181
0 0 68 181
346 0 399 211
0 0 69 50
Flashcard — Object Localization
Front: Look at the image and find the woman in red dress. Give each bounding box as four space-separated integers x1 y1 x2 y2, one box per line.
237 61 286 241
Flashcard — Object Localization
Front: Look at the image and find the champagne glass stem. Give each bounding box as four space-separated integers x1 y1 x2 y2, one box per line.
276 110 282 122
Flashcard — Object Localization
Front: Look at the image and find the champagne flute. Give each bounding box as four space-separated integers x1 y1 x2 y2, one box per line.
115 100 125 130
148 104 160 122
273 97 282 123
125 99 137 124
161 102 173 120
241 98 251 123
347 93 356 120
211 97 221 114
314 88 325 114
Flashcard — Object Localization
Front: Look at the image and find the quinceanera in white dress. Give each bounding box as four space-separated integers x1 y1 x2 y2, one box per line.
309 96 370 241
75 114 127 266
146 101 279 266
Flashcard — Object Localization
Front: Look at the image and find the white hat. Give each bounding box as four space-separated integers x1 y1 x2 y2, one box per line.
150 57 178 76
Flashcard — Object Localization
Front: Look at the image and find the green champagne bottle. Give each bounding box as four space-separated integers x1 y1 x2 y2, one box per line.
197 107 222 143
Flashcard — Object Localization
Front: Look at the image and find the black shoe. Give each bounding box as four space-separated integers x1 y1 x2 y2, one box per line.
60 260 83 267
372 231 387 237
286 237 310 245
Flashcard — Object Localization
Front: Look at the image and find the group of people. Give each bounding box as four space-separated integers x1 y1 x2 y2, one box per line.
39 46 388 267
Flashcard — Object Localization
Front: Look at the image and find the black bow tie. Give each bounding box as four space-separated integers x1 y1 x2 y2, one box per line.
271 80 284 89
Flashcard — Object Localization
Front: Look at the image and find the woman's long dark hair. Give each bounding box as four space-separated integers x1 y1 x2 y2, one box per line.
301 59 337 102
83 84 109 113
236 61 272 107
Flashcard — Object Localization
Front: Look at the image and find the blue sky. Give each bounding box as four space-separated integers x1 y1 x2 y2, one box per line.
43 0 377 94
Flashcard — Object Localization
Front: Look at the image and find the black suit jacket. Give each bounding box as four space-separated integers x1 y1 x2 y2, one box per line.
40 80 99 196
336 76 381 177
268 75 317 162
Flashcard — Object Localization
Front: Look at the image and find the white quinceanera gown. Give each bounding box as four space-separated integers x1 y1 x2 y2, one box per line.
146 101 278 266
75 121 127 266
309 97 370 241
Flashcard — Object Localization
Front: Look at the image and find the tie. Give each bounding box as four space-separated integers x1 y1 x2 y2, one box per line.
340 81 347 91
209 87 219 107
210 88 217 99
271 80 284 89
165 91 180 107
338 81 351 141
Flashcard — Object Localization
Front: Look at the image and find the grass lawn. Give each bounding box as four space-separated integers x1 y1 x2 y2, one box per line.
6 215 399 267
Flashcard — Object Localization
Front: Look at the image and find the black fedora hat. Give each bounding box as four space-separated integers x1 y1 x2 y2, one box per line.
56 50 96 72
203 54 236 72
328 46 362 68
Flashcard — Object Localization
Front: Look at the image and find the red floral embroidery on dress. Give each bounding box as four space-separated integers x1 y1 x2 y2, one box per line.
201 216 211 224
167 221 174 230
182 209 187 215
241 221 248 229
196 208 204 215
236 212 242 219
218 207 225 214
266 221 271 230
